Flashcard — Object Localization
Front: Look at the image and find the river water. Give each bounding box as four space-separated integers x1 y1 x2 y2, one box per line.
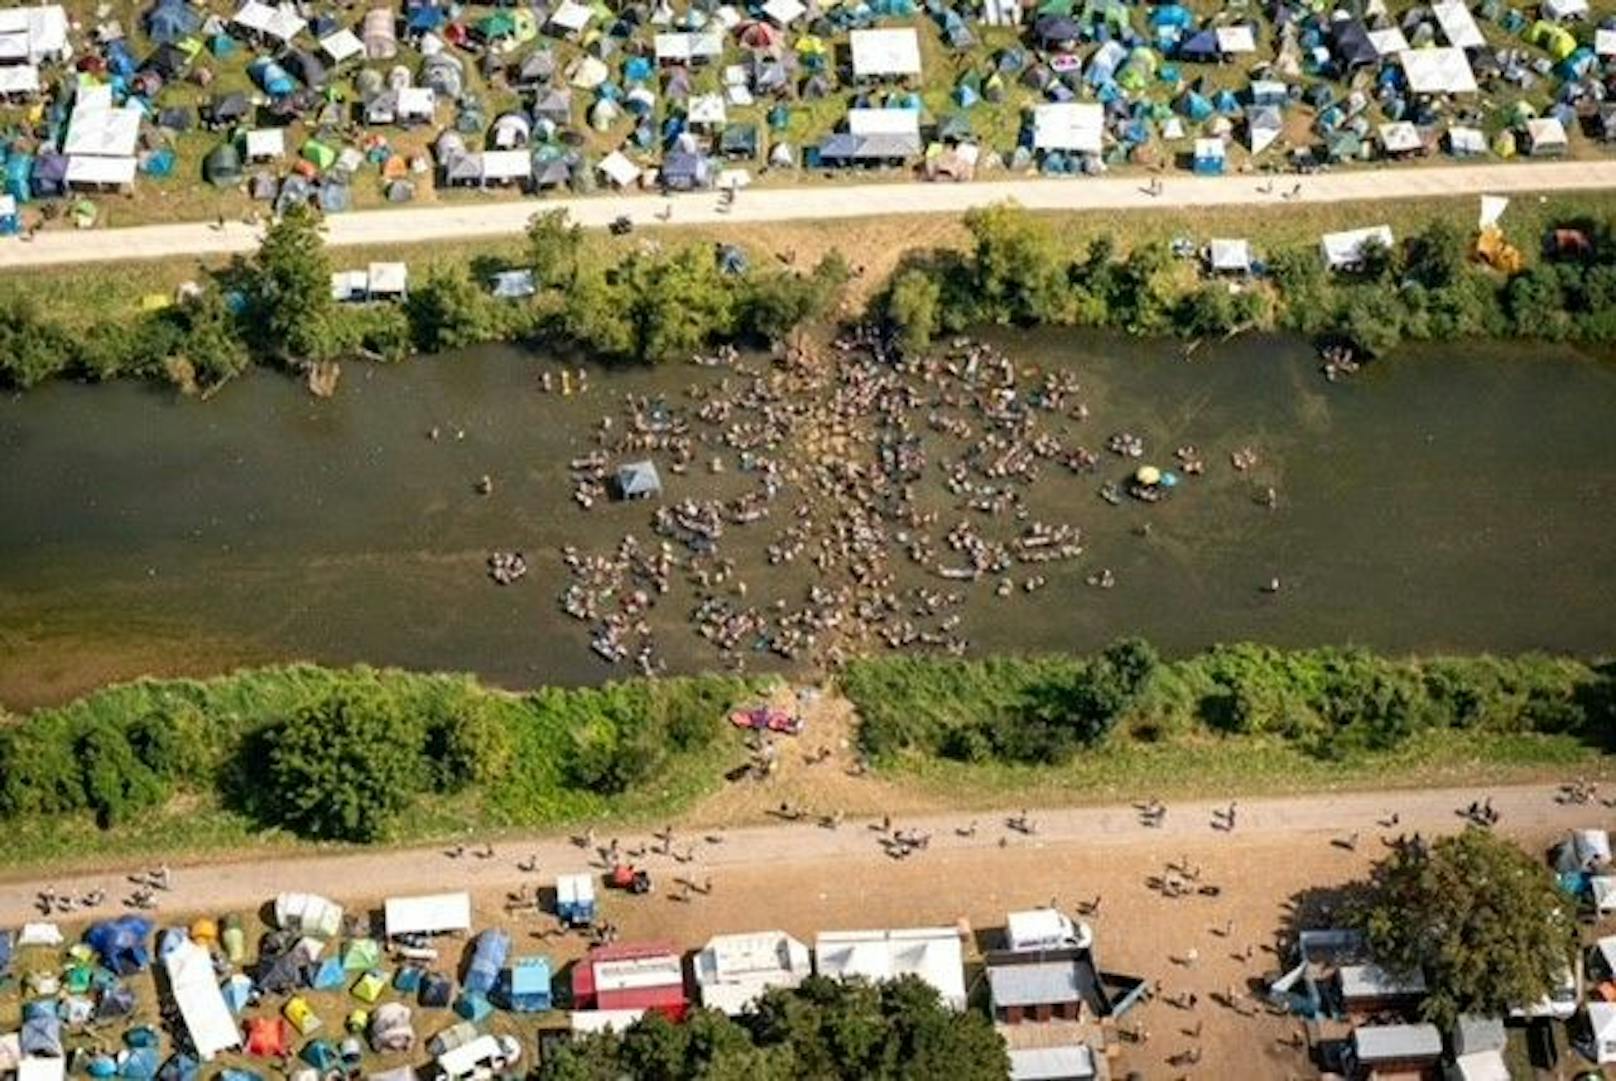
1 331 1613 710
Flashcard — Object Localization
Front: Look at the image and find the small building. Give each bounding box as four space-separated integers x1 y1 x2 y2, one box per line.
506 957 552 1012
1337 963 1427 1013
694 932 812 1015
1345 1023 1442 1079
615 460 663 500
815 928 966 1011
1007 1045 1097 1081
850 28 922 79
571 942 687 1021
987 950 1084 1023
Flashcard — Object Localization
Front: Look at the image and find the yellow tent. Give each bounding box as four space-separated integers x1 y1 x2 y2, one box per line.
285 997 322 1037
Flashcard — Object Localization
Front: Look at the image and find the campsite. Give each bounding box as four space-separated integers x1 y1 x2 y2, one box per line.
0 0 1615 233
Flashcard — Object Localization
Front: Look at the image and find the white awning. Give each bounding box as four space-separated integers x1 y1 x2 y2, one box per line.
762 0 806 23
1400 47 1477 94
1032 102 1103 152
850 28 921 76
65 155 137 186
1379 121 1422 152
0 65 41 94
165 940 241 1061
1321 225 1395 269
598 149 641 187
848 108 919 136
1215 26 1256 53
319 28 364 63
1432 0 1486 48
385 892 471 937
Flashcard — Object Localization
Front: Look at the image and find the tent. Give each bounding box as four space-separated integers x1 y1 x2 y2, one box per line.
344 940 382 971
222 975 253 1015
465 932 511 996
204 143 242 187
164 940 240 1061
1526 117 1569 156
1192 138 1225 174
1247 105 1282 153
86 918 153 976
21 1013 62 1058
615 460 663 499
352 971 389 1004
311 957 346 991
147 0 199 45
418 972 454 1009
1400 48 1476 94
1591 1002 1616 1063
243 1019 291 1059
284 997 321 1037
362 8 396 59
369 1003 415 1053
300 1041 339 1073
274 894 343 939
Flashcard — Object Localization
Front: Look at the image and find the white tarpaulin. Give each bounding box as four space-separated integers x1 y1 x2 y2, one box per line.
1367 27 1410 55
319 28 364 63
165 940 241 1061
850 28 921 76
1478 194 1508 228
1400 47 1477 94
848 108 919 136
1432 0 1486 48
598 149 641 187
385 892 471 937
63 105 141 157
1032 102 1103 152
1321 225 1395 269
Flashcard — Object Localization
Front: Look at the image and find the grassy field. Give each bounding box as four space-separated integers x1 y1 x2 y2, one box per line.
6 187 1616 331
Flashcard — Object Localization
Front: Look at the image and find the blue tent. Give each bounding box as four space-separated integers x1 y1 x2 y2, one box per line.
221 977 252 1015
0 929 12 974
623 56 652 82
21 1011 62 1057
147 0 199 45
1212 89 1240 115
406 5 447 32
1178 29 1218 61
453 992 493 1023
464 930 510 996
121 1047 160 1081
1177 90 1212 120
1150 4 1192 27
157 1055 198 1081
247 58 295 98
311 957 346 991
301 1041 340 1071
89 1057 119 1078
504 957 552 1012
1193 139 1225 174
393 967 423 994
86 918 154 976
218 1071 264 1081
2 155 28 202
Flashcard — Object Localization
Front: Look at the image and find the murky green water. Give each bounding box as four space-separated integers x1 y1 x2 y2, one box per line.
2 331 1613 710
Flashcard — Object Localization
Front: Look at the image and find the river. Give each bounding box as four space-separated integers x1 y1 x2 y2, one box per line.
2 331 1613 711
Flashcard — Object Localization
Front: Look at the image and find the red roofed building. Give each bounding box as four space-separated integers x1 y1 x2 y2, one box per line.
571 941 688 1021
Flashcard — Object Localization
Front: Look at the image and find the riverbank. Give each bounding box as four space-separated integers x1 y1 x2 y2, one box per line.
0 650 1610 873
3 190 1616 393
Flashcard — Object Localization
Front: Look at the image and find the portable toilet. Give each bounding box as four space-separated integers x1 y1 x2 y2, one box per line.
556 874 596 928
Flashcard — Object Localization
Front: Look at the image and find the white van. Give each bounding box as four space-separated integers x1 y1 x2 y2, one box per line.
436 1035 521 1081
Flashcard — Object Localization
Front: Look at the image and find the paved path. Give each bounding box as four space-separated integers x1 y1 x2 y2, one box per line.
0 780 1601 924
4 161 1616 271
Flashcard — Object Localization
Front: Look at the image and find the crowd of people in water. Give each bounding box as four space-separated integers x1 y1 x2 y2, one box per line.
526 328 1280 676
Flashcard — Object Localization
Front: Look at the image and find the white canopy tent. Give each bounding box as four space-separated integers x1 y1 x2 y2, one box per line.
1598 27 1616 54
1379 121 1422 153
1526 117 1568 155
232 1 307 44
65 155 137 187
1432 0 1486 48
694 932 812 1015
1591 1002 1616 1063
274 892 344 938
598 150 642 187
0 66 41 95
1544 0 1589 20
848 108 920 137
1210 238 1253 273
1478 194 1508 228
1400 47 1477 94
549 0 595 34
762 0 806 24
17 1060 65 1081
1320 225 1395 269
1032 102 1104 153
0 6 69 64
1367 27 1410 55
815 928 966 1011
653 31 723 62
165 940 241 1061
1448 125 1486 154
319 28 364 63
244 128 285 160
479 150 531 181
850 28 921 77
1214 26 1256 53
63 104 141 157
385 892 471 937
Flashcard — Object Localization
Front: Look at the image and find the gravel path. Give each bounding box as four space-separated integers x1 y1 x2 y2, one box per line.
2 160 1613 270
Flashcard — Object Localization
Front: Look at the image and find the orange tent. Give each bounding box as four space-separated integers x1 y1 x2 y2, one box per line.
244 1017 291 1058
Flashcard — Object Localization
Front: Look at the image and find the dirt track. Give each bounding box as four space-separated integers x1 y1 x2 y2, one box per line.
3 160 1615 269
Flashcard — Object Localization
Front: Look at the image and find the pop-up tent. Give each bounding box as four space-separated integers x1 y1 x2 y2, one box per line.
86 918 154 976
244 1019 291 1059
274 894 343 938
369 1003 415 1053
463 931 510 996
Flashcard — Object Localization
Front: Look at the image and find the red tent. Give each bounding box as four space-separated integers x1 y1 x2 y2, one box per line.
571 942 687 1021
244 1017 291 1058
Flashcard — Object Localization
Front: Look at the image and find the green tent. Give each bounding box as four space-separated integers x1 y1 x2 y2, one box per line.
351 970 388 1004
301 139 337 171
477 11 516 39
343 938 381 971
204 142 243 187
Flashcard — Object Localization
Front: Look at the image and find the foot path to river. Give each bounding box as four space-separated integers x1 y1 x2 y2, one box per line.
4 160 1616 270
0 780 1601 923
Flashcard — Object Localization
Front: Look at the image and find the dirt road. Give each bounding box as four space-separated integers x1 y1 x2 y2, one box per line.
0 780 1598 925
3 160 1614 270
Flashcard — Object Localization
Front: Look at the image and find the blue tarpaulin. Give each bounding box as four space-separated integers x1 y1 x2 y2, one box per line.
86 917 154 975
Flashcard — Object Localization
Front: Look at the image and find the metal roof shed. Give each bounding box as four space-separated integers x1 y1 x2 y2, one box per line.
385 892 471 937
850 28 922 77
1351 1023 1443 1064
1338 963 1427 1001
1007 1045 1096 1080
694 932 811 1015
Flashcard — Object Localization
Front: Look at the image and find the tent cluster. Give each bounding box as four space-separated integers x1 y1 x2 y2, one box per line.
0 0 1605 214
0 895 551 1081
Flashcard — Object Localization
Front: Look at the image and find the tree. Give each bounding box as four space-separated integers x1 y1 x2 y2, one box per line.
562 267 635 359
886 269 942 351
1335 288 1405 357
0 295 77 388
408 263 495 352
1352 828 1574 1027
176 290 252 389
527 209 584 291
963 203 1068 324
1405 220 1466 290
249 205 343 363
264 687 422 841
621 245 737 362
